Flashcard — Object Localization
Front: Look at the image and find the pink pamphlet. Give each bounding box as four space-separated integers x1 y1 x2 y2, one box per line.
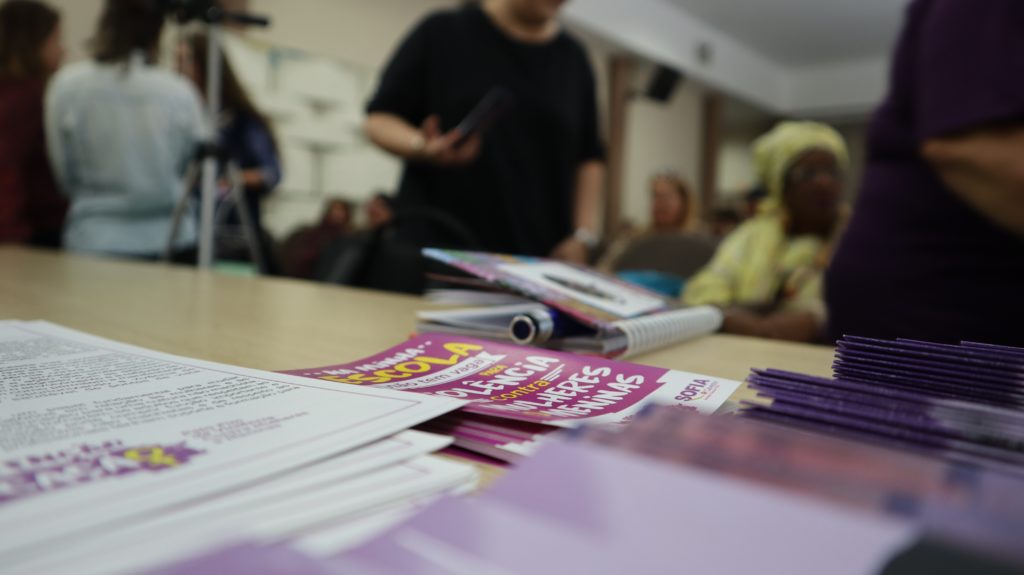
283 334 740 428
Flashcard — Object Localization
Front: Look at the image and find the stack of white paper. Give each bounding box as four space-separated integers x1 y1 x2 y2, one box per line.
0 321 477 574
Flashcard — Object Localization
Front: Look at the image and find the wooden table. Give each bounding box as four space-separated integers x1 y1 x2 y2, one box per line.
0 247 835 485
0 246 835 400
0 243 835 378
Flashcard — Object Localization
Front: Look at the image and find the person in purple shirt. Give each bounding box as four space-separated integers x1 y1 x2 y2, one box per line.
826 0 1024 347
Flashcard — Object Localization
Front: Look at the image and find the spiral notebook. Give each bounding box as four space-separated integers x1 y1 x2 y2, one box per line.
420 249 722 358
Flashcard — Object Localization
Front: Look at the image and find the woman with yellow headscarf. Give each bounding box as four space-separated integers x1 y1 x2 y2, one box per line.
683 121 848 342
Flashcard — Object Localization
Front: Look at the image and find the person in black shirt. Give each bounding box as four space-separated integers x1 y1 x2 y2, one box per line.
365 0 605 262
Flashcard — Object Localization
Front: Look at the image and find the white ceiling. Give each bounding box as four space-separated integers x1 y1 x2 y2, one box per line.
564 0 910 116
664 0 910 67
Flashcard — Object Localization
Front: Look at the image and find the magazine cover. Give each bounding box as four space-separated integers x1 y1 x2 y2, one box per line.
423 249 675 332
282 334 741 428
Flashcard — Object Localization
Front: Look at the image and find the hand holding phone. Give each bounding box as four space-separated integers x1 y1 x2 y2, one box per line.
452 86 515 146
417 115 482 166
413 88 514 166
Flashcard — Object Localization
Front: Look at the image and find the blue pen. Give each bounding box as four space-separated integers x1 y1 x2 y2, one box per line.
509 308 573 345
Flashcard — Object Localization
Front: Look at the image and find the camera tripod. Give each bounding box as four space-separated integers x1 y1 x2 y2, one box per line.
161 0 270 269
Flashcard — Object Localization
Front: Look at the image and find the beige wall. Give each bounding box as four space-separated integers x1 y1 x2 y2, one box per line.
50 0 455 67
247 0 456 70
716 132 759 201
50 0 102 62
837 123 867 200
621 71 704 228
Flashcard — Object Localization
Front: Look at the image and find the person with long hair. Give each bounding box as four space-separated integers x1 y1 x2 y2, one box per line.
597 172 706 274
179 33 281 270
45 0 203 259
0 0 66 247
649 173 700 232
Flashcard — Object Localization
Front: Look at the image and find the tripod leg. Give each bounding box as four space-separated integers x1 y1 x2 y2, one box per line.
164 163 199 262
228 168 269 274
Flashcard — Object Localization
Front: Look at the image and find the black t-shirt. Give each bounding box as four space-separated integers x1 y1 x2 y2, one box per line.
367 5 604 256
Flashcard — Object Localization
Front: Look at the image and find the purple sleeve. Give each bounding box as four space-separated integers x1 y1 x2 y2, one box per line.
915 0 1024 141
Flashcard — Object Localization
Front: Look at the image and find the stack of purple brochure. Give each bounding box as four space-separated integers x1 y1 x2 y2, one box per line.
741 336 1024 475
148 405 1024 574
574 404 1024 561
151 438 923 575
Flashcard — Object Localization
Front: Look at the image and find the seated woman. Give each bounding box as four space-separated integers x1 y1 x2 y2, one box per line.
826 0 1024 346
0 0 66 247
683 121 848 343
45 0 203 259
280 198 353 279
599 173 714 294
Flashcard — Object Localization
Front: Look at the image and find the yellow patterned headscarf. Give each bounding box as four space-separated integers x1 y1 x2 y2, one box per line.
682 121 848 316
753 121 849 214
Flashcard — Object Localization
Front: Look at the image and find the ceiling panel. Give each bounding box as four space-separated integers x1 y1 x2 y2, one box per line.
664 0 911 66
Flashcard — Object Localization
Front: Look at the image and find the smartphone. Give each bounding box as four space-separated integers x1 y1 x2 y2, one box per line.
453 87 515 146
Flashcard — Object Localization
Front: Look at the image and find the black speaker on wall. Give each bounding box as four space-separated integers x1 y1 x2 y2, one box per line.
646 65 683 103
